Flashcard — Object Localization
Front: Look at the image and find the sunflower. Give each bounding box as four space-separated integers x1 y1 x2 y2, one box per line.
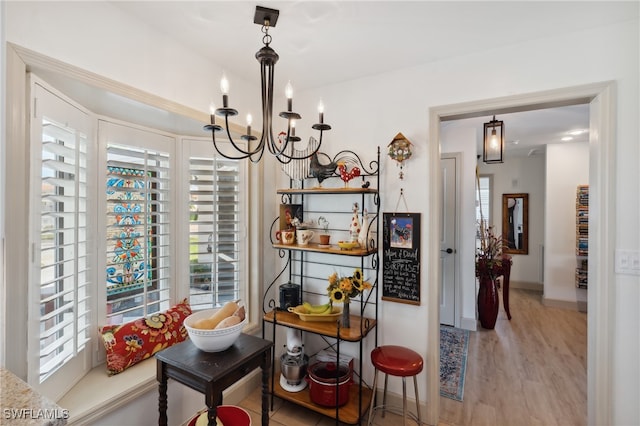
329 287 347 303
351 277 363 292
353 268 363 285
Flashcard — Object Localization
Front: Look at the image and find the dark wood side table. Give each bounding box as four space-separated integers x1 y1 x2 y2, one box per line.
501 255 513 320
156 333 273 426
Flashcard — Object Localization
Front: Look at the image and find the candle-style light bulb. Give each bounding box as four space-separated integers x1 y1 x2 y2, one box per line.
290 119 296 137
285 81 293 111
285 81 293 99
246 113 252 136
220 73 230 108
490 129 498 148
220 73 229 95
318 100 325 123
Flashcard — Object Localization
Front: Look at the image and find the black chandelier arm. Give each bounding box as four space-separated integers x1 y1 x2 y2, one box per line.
207 122 265 162
207 115 329 164
222 114 262 157
209 129 250 161
203 124 248 161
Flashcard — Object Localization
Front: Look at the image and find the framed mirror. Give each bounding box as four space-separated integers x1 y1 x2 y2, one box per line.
502 193 529 254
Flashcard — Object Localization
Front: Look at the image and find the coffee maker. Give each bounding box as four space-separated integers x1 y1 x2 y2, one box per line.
279 328 309 392
279 282 300 310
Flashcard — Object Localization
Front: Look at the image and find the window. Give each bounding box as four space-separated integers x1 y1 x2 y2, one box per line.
29 81 94 399
183 139 247 311
21 76 250 401
104 144 171 325
476 174 492 240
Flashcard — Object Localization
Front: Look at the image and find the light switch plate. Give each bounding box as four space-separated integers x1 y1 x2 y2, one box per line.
615 249 640 275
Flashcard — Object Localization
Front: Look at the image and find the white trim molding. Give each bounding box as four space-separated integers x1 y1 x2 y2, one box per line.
428 81 616 426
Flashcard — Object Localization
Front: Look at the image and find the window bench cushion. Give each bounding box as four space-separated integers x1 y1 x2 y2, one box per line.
98 299 191 375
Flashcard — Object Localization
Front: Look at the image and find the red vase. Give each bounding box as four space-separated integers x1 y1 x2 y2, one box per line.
477 273 499 329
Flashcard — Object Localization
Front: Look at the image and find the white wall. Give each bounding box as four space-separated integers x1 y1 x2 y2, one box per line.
544 142 589 305
4 1 261 126
294 16 638 426
3 1 639 425
478 155 546 285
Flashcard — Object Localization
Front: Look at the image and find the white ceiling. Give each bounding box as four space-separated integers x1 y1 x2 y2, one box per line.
109 1 632 92
38 1 633 154
440 103 590 158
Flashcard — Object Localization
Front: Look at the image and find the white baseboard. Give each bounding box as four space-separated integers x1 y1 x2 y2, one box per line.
542 296 588 312
509 280 543 292
459 316 477 331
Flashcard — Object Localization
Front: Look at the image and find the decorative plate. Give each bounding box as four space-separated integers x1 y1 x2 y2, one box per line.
337 241 359 250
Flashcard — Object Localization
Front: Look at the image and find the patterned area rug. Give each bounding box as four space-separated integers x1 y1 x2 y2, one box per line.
440 325 470 401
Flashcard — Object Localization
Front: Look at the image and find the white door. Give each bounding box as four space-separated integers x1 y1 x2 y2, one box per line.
440 155 457 326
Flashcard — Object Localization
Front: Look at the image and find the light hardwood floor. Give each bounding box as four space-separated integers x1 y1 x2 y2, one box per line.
439 289 587 426
236 288 587 425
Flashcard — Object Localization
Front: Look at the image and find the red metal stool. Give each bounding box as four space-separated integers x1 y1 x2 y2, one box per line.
367 345 423 426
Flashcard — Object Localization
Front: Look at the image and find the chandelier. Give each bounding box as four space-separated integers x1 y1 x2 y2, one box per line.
204 6 331 164
482 115 504 164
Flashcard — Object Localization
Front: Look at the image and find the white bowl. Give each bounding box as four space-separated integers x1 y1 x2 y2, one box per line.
184 308 247 352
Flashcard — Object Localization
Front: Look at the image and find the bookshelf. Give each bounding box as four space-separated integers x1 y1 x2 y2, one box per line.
575 185 588 289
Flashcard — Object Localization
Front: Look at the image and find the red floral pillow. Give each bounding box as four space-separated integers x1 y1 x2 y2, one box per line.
99 299 192 375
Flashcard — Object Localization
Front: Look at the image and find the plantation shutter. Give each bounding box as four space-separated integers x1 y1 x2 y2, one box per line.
29 81 93 398
187 149 243 310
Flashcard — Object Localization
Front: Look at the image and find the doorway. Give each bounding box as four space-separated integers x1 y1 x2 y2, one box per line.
439 154 458 326
425 82 616 426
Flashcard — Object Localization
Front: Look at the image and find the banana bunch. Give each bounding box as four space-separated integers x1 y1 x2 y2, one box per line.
302 302 332 315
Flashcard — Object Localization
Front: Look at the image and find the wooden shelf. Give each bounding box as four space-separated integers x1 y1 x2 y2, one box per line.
277 187 378 195
263 310 376 342
272 242 376 256
272 377 373 425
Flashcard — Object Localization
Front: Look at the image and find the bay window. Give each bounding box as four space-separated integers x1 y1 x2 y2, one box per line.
21 76 248 401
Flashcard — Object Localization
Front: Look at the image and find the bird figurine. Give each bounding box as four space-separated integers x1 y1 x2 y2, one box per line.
309 152 337 187
280 136 318 182
338 162 361 187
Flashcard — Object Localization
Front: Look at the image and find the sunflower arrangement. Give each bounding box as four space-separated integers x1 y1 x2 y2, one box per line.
327 268 372 304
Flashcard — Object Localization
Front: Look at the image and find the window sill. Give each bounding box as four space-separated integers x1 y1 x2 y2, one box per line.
57 324 261 425
57 358 157 425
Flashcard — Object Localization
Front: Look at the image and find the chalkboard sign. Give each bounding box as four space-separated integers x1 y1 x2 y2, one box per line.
382 213 421 305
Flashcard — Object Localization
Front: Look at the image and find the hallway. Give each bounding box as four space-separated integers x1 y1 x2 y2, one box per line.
439 288 587 425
